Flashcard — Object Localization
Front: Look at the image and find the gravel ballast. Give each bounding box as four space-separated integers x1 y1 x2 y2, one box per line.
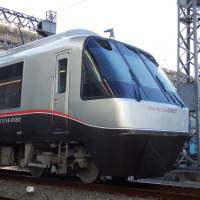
0 178 155 200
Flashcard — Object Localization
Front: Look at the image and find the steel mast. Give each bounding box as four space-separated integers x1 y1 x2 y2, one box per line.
177 0 200 167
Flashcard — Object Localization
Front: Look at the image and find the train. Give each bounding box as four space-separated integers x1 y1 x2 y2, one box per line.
0 29 189 183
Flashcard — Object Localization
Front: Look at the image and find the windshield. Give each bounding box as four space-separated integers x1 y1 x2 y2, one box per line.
139 52 176 92
139 52 184 107
81 37 184 107
82 38 140 99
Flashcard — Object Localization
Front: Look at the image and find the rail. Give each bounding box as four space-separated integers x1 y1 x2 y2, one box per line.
0 171 200 199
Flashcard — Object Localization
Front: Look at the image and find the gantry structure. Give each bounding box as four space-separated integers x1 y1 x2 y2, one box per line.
177 0 200 167
0 7 56 50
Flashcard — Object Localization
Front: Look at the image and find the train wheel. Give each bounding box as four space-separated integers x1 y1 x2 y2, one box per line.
29 167 45 177
78 161 99 183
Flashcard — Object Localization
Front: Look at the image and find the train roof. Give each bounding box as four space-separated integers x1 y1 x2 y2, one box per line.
0 29 159 67
0 29 99 59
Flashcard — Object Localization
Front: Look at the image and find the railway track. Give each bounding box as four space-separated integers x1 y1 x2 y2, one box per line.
0 196 17 200
0 171 200 200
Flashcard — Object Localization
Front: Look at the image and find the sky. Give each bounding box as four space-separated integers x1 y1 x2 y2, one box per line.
1 0 178 70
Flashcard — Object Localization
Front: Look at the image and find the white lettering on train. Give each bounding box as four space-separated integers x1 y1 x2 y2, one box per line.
0 117 21 124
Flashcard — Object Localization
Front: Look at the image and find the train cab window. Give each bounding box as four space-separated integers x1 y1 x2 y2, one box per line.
82 51 107 98
82 37 184 106
0 62 23 110
58 58 67 93
82 38 140 100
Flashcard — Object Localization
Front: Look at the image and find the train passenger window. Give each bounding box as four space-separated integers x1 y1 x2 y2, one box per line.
58 58 67 93
0 62 23 110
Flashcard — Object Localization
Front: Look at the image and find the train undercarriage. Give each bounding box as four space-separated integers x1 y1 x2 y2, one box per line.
0 130 188 183
0 142 99 183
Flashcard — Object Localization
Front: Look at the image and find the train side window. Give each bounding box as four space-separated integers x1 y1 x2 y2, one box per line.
58 58 67 93
0 62 23 110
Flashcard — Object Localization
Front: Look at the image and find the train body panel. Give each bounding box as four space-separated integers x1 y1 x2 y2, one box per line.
76 99 188 132
0 29 189 182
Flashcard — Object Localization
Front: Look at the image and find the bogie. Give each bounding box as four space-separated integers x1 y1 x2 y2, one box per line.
0 142 96 182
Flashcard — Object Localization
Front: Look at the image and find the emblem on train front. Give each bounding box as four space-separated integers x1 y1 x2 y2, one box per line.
148 106 177 114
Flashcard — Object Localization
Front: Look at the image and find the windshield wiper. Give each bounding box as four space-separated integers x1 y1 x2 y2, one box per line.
172 93 185 107
128 68 141 101
155 76 182 107
114 42 142 101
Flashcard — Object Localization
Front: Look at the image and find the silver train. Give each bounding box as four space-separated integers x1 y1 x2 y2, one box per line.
0 29 189 183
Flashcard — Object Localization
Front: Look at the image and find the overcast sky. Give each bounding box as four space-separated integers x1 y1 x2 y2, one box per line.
1 0 178 70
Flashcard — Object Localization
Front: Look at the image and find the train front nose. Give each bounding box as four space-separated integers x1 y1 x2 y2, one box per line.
132 133 188 178
84 130 188 178
82 100 189 178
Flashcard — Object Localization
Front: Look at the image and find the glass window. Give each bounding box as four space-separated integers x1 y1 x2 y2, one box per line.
82 37 184 106
82 51 107 98
140 53 176 92
0 62 23 110
116 43 169 103
139 52 185 106
82 38 139 99
58 58 67 93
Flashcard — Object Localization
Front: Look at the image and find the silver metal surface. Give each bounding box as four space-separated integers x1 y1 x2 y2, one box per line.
53 52 69 131
0 29 98 58
0 29 190 181
0 29 188 134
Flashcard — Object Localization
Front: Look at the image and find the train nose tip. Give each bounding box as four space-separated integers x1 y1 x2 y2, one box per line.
84 131 188 178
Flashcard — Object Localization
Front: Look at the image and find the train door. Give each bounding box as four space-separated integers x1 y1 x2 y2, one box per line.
52 52 69 133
